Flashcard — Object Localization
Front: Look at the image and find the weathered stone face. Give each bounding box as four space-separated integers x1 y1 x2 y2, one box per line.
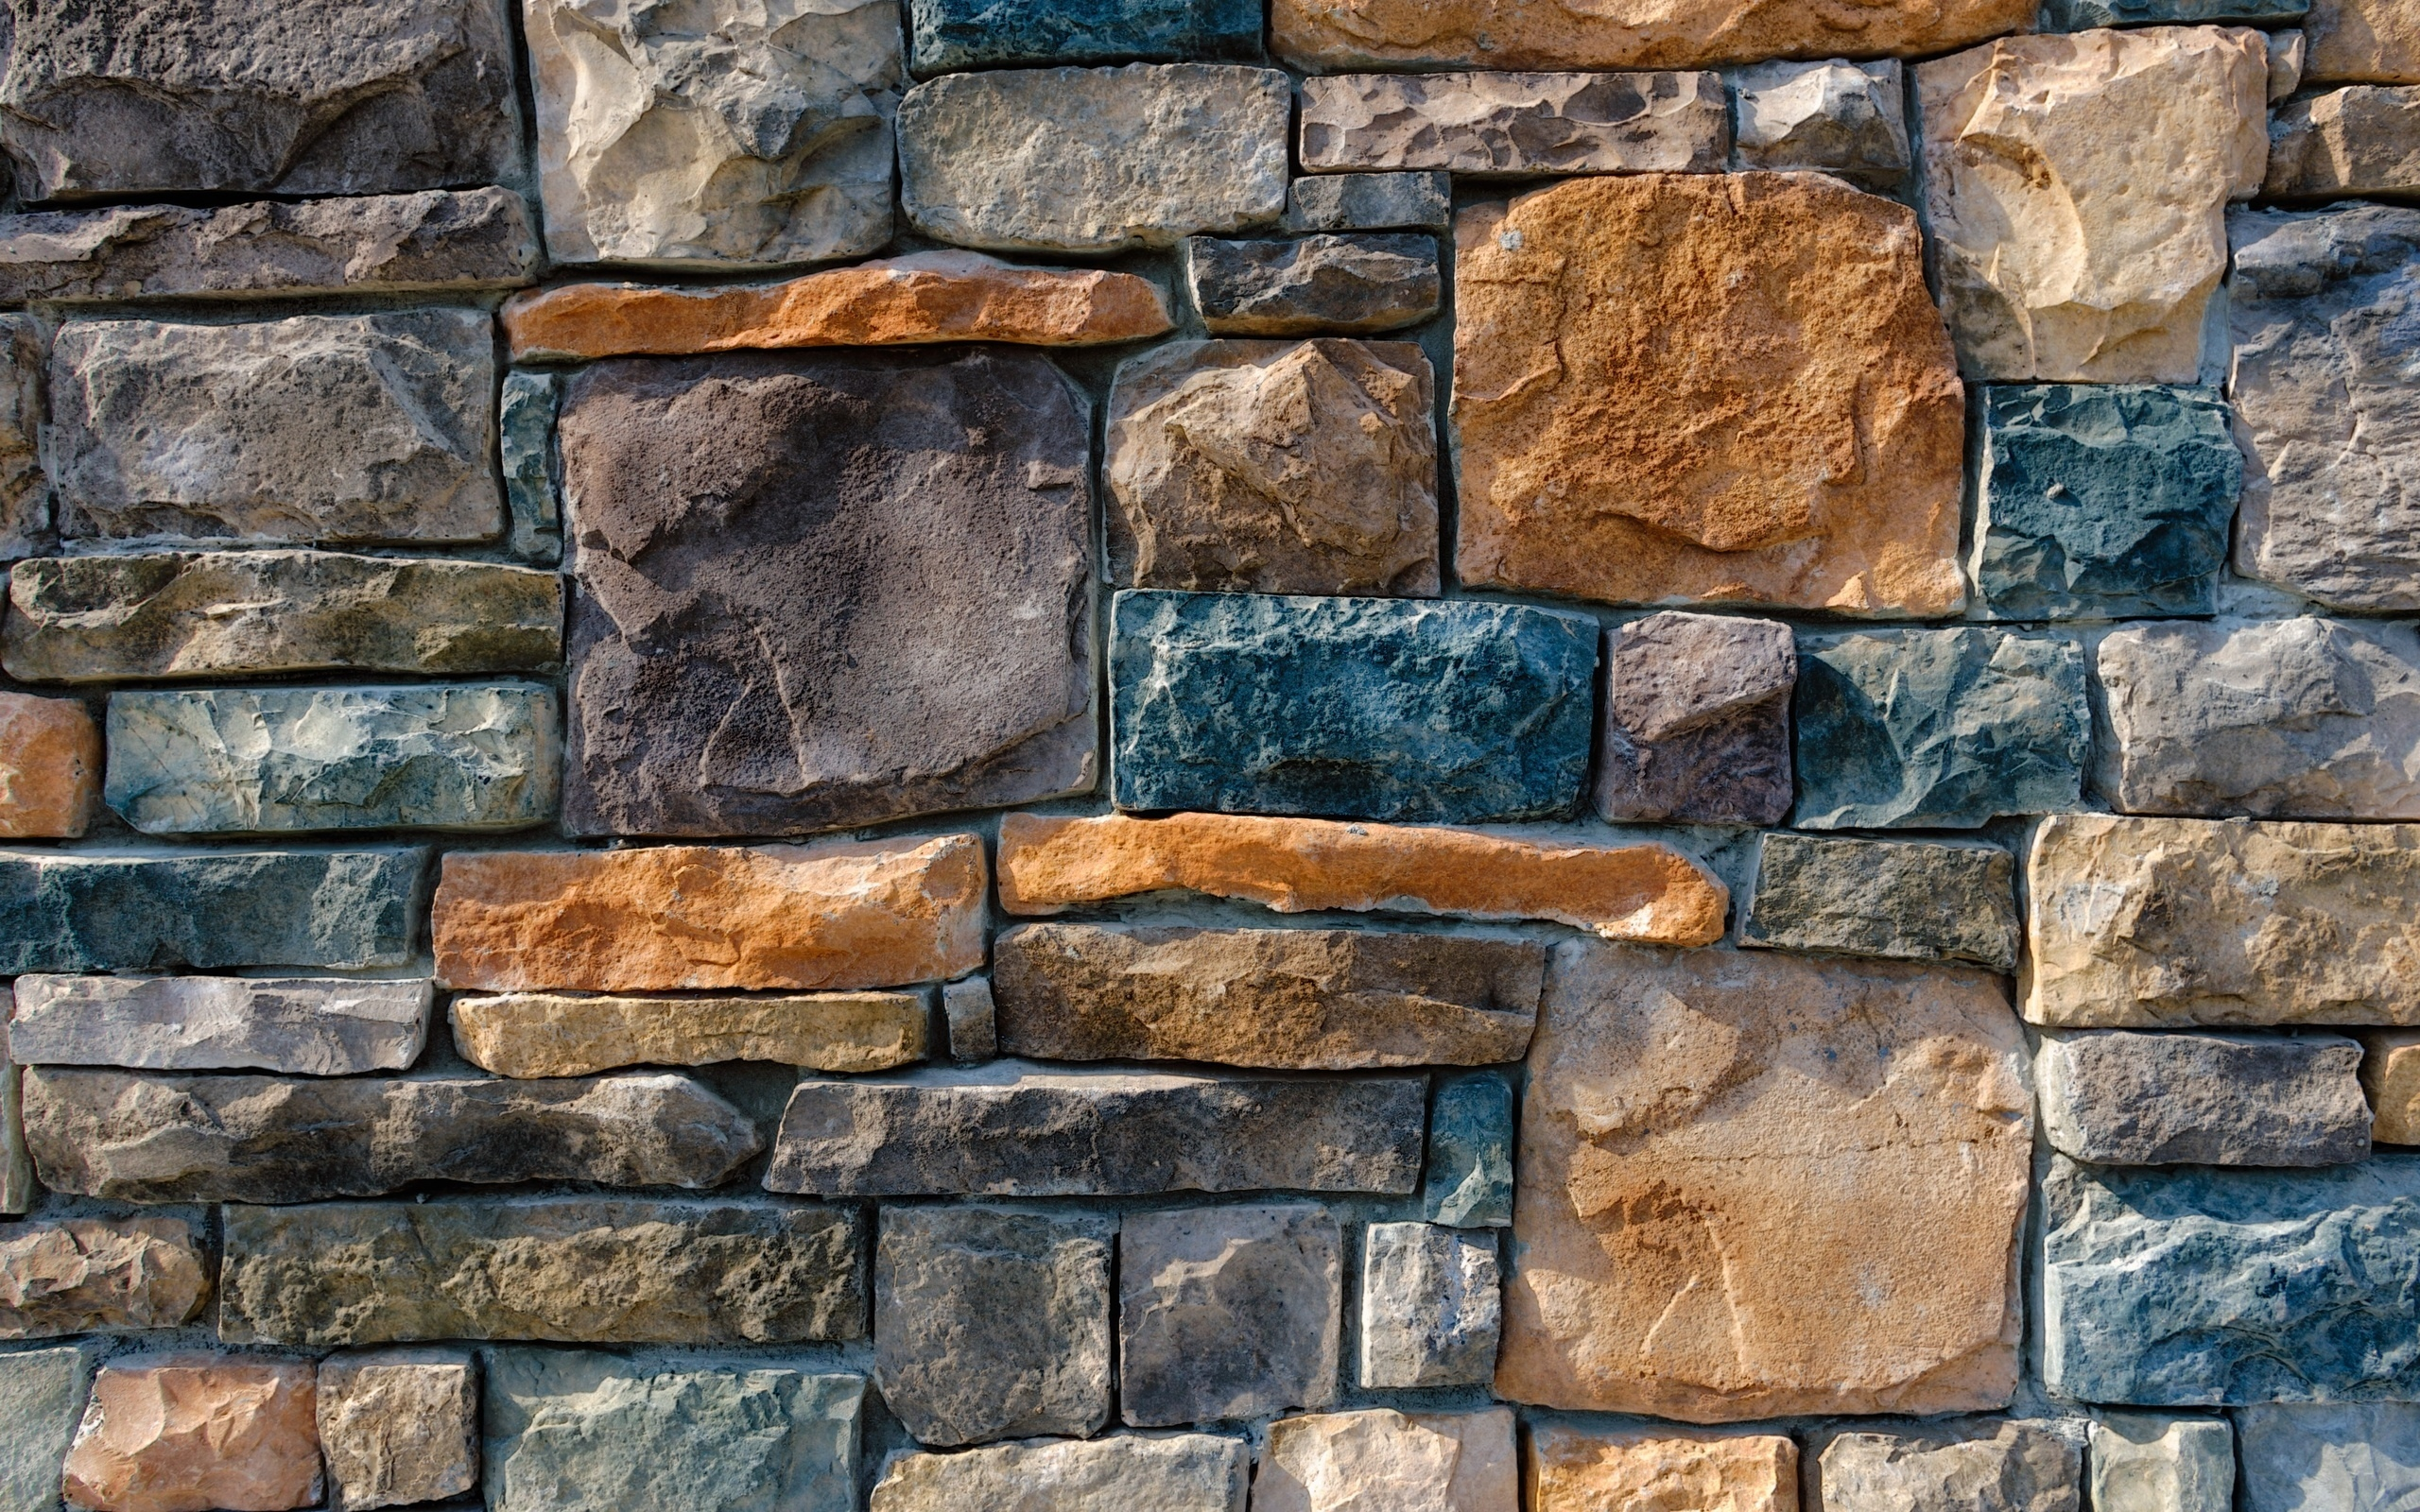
1452 174 1965 616
2037 1029 2372 1166
498 370 560 563
1526 1424 1797 1512
1 1047 25 1216
1424 1072 1513 1228
9 975 431 1075
2273 27 2309 96
1730 60 1910 189
2268 86 2420 198
2239 1404 2420 1511
1495 942 2031 1421
1257 1409 1517 1512
0 1217 211 1340
1358 1225 1500 1388
0 1347 95 1512
451 989 927 1078
908 0 1263 73
1817 1422 2082 1512
1596 611 1794 825
316 1349 478 1512
1121 1204 1340 1426
0 314 46 561
942 978 994 1061
62 1355 323 1512
870 1433 1250 1512
0 692 99 838
2045 0 2305 22
560 349 1091 837
2365 1032 2420 1143
2308 0 2420 81
1283 172 1451 232
2088 1414 2235 1512
1298 72 1728 175
1741 833 2020 971
1186 234 1442 336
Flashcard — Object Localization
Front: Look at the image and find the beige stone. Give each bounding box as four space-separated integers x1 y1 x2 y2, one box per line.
2273 28 2308 100
0 691 99 837
871 1433 1249 1512
1495 942 2031 1421
316 1349 477 1511
2363 1030 2420 1143
2267 85 2420 198
1298 71 1729 176
0 1217 211 1340
63 1355 321 1512
1917 26 2270 383
1255 1408 1518 1512
1527 1423 1798 1512
452 989 928 1077
2308 0 2420 82
1452 173 1964 615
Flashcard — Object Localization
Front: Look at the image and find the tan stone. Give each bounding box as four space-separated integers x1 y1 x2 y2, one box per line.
433 834 988 992
2362 1030 2420 1144
1528 1423 1799 1512
1297 71 1729 176
451 988 929 1077
1917 26 2269 383
2308 0 2420 82
1495 942 2031 1421
0 1218 211 1340
316 1349 477 1512
1255 1408 1518 1512
1450 173 1964 616
502 251 1173 361
62 1355 321 1512
1272 0 2033 71
0 692 99 838
994 812 1727 945
2267 85 2420 198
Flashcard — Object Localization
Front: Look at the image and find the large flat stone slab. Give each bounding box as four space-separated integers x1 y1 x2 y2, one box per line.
62 1355 322 1512
452 989 926 1078
0 1346 96 1512
2038 1029 2371 1166
1817 1421 2082 1512
8 975 431 1074
0 1217 210 1339
2269 85 2420 198
908 0 1262 72
0 692 99 839
870 1434 1248 1512
1299 71 1727 175
1121 1203 1340 1425
2239 1403 2420 1511
1741 833 2019 971
1258 1409 1517 1512
317 1349 478 1512
1527 1424 1796 1512
1595 611 1795 825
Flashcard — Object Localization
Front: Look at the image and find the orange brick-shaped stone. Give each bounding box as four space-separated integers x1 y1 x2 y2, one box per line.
63 1354 320 1512
0 691 98 837
1530 1423 1799 1512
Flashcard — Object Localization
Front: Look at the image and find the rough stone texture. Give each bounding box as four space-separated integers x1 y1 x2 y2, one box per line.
996 811 1729 945
1917 27 2270 384
873 1206 1112 1446
0 0 522 201
1121 1203 1340 1427
561 349 1092 836
2096 618 2420 818
870 1434 1249 1512
1793 628 2090 830
1817 1422 2082 1512
1111 591 1597 823
1496 942 2031 1421
316 1349 477 1512
524 0 899 268
991 921 1541 1070
2088 1415 2234 1512
1105 339 1440 596
485 1352 860 1512
1595 611 1794 825
2 550 563 684
2366 1032 2420 1143
0 1218 209 1340
1359 1224 1499 1388
0 315 45 561
1972 385 2239 620
61 1356 321 1512
1258 1409 1517 1512
1453 173 1965 616
2239 1404 2420 1511
2273 27 2308 97
1284 172 1451 232
8 975 430 1075
2308 0 2420 80
433 834 988 993
0 1346 95 1512
1741 833 2020 971
452 989 926 1078
1527 1424 1796 1512
1298 72 1727 175
497 371 559 563
1729 59 1910 190
901 65 1288 252
0 1053 24 1218
0 692 98 838
944 978 995 1061
104 683 559 834
23 1068 761 1204
2046 0 2305 21
908 0 1262 73
0 847 424 974
2037 1030 2371 1166
1185 234 1440 336
2268 86 2420 198
1424 1072 1513 1228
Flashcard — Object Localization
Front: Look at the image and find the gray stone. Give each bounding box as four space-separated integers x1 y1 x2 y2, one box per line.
2044 0 2307 22
1186 234 1441 336
1740 833 2020 971
2239 1403 2420 1511
764 1061 1426 1197
2088 1414 2233 1512
7 974 431 1074
498 370 561 563
1729 59 1910 191
870 1434 1249 1512
23 1067 761 1203
1120 1203 1340 1426
1298 71 1729 176
900 64 1289 252
2268 85 2420 199
317 1349 478 1512
873 1206 1113 1446
1423 1072 1513 1228
0 1052 26 1217
2037 1030 2371 1166
1358 1223 1499 1388
908 0 1263 73
0 1345 96 1512
104 683 560 834
0 316 43 560
0 1216 210 1340
943 977 995 1062
1817 1422 2081 1512
1595 610 1794 827
1283 172 1452 232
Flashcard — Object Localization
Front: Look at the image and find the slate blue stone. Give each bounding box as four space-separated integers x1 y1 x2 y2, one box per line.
1109 590 1598 824
2040 0 2306 27
0 847 425 973
908 0 1263 76
499 369 561 563
1973 385 2241 620
2042 1155 2420 1405
1423 1071 1513 1228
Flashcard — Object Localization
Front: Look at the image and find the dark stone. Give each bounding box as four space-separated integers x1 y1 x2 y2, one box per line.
1186 233 1442 336
1741 833 2020 971
1424 1071 1514 1228
908 0 1263 75
1594 610 1794 826
1119 1204 1340 1426
0 847 424 973
1282 172 1451 232
2042 0 2305 25
2038 1029 2372 1166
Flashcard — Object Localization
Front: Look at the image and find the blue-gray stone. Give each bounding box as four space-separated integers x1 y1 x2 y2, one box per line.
2041 1155 2420 1405
1791 628 2090 830
500 369 561 563
1110 590 1598 823
1424 1071 1513 1228
1282 171 1452 233
2040 0 2306 27
1740 833 2020 971
0 1345 97 1512
2239 1403 2420 1511
908 0 1262 75
1972 385 2240 620
0 847 424 973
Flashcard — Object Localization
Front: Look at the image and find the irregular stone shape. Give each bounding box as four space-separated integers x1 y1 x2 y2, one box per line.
2088 1415 2234 1512
874 1206 1112 1446
1793 628 2090 830
24 1068 761 1204
944 978 995 1061
0 315 45 560
1918 28 2269 383
2239 1403 2420 1511
871 1434 1248 1512
1298 71 1728 175
2308 0 2420 80
105 683 558 834
0 189 539 304
1270 0 2036 70
316 1349 476 1512
1186 234 1440 336
0 1346 95 1512
1741 833 2020 971
62 1355 321 1512
1527 1424 1797 1512
524 0 900 267
0 847 424 974
1106 339 1440 597
1496 942 2031 1420
2273 27 2308 97
8 975 429 1075
433 835 988 993
1120 1204 1340 1426
992 922 1541 1070
0 1218 210 1340
908 0 1262 73
900 65 1288 252
0 0 521 200
1111 591 1597 823
561 349 1091 836
1284 172 1452 232
2045 0 2305 20
1596 611 1794 826
2096 618 2420 818
0 692 98 838
1358 1224 1499 1388
1729 59 1910 190
1972 385 2239 620
2269 85 2420 198
1818 1422 2082 1512
452 989 926 1078
1451 174 1966 616
2 550 563 684
497 370 560 563
1424 1072 1513 1228
2366 1031 2420 1143
486 1352 860 1512
996 811 1729 945
1258 1409 1517 1512
219 1196 864 1347
2038 1030 2371 1166
766 1061 1425 1196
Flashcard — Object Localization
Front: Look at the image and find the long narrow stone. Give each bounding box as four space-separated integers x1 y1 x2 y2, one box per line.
871 1434 1248 1512
1299 72 1728 175
8 975 431 1074
2037 1030 2371 1166
451 990 929 1078
0 1217 212 1339
1 1043 26 1215
1741 833 2019 971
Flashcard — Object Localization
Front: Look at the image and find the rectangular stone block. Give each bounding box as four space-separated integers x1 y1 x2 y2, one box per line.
2088 1414 2234 1512
943 977 994 1062
871 1434 1248 1512
1299 72 1728 175
0 1345 96 1512
1424 1071 1513 1228
2037 1029 2371 1166
1358 1224 1499 1388
1595 611 1794 826
2239 1403 2420 1511
1730 59 1910 190
1260 1409 1516 1512
0 847 424 973
2269 85 2420 198
1741 833 2020 971
1122 1204 1340 1426
497 370 560 562
0 1046 24 1217
62 1354 322 1512
1530 1424 1795 1512
2308 0 2420 81
1283 171 1452 232
2365 1031 2420 1143
0 315 44 560
0 693 100 838
317 1349 477 1512
908 0 1261 73
0 1217 211 1339
2045 0 2304 21
9 975 430 1074
1185 234 1441 337
1817 1421 2081 1512
451 989 926 1078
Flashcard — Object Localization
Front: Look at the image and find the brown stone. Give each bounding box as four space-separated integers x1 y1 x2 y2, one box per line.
1528 1423 1797 1512
434 835 989 993
995 812 1727 944
2363 1030 2420 1144
62 1355 321 1512
2308 0 2420 82
452 989 929 1077
2267 85 2420 199
0 1218 211 1340
0 692 99 838
315 1349 478 1511
1451 173 1965 616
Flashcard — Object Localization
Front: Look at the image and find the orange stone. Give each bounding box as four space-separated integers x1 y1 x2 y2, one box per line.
1529 1423 1799 1512
432 834 988 992
502 250 1174 361
0 691 98 838
62 1354 320 1512
994 812 1727 945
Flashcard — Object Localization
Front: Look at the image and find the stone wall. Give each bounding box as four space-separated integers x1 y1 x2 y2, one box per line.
0 0 2415 1509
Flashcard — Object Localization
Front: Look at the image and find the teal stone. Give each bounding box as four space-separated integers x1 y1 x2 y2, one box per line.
2041 0 2306 27
1424 1071 1513 1228
1973 385 2240 620
1110 591 1597 823
0 1345 96 1512
0 847 424 972
500 369 561 563
908 0 1262 76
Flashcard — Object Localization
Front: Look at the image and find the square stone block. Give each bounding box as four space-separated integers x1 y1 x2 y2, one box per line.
2089 1413 2233 1512
1120 1203 1341 1426
1594 611 1794 826
317 1349 478 1511
1358 1223 1499 1388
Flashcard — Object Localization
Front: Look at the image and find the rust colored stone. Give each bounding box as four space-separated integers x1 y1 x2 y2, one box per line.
0 692 99 838
62 1355 321 1512
0 1217 211 1340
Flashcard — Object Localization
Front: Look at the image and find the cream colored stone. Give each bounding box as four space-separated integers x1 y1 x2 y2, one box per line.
1254 1408 1518 1512
316 1349 477 1511
2308 0 2420 82
2272 28 2308 100
1527 1423 1798 1512
2363 1031 2420 1143
1297 71 1728 176
872 1434 1248 1512
2267 85 2420 198
452 989 928 1076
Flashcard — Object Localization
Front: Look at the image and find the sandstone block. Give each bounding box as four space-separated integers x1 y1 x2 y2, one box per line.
1496 942 2031 1420
2308 0 2420 80
0 693 98 838
901 65 1288 252
1122 1203 1340 1425
908 0 1262 73
1105 339 1440 596
497 371 559 563
1596 611 1794 825
943 977 994 1061
1298 71 1727 175
1284 172 1452 232
1424 1072 1513 1228
0 1218 210 1340
316 1349 477 1512
1528 1424 1795 1512
2365 1032 2420 1143
1186 234 1440 336
561 349 1092 835
1452 173 1965 616
0 1346 95 1512
1358 1224 1499 1388
2273 27 2308 97
2037 1029 2371 1166
1730 59 1910 189
1742 833 2019 971
871 1434 1248 1512
8 976 429 1075
62 1355 320 1512
1258 1409 1516 1512
1817 1422 2081 1512
991 922 1541 1070
2269 85 2420 197
2239 1404 2420 1510
2088 1415 2234 1512
452 989 926 1078
0 315 45 560
1918 27 2269 383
